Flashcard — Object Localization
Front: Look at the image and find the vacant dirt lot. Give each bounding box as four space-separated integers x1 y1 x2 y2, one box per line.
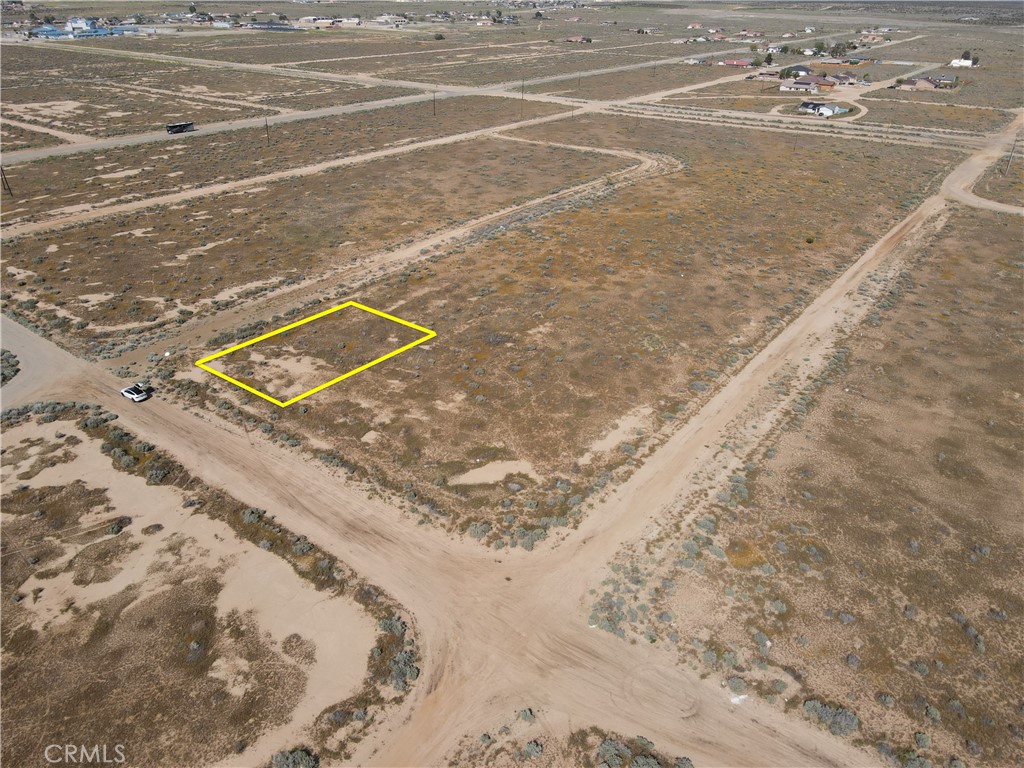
525 62 733 100
859 98 1014 132
1 96 565 228
602 205 1024 766
170 115 958 544
1 136 626 342
1 44 281 136
0 120 66 152
973 152 1024 207
662 95 792 113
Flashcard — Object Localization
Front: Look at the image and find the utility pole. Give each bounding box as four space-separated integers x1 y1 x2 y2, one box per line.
264 117 270 148
1003 134 1018 175
520 76 525 118
433 89 436 117
0 167 12 198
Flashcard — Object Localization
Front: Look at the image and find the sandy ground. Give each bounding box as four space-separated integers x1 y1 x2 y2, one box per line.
3 109 1017 766
0 415 376 767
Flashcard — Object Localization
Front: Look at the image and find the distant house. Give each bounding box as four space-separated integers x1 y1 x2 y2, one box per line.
787 64 813 77
780 79 816 92
721 58 753 67
563 35 589 43
815 103 849 117
797 101 848 117
801 75 837 90
682 57 707 65
781 75 837 93
830 72 861 85
798 101 826 113
900 74 957 90
949 58 974 68
900 77 938 90
65 17 98 31
687 22 703 29
29 24 70 38
637 27 660 35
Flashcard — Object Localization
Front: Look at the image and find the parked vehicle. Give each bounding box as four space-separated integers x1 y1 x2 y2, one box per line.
120 383 150 402
165 121 196 134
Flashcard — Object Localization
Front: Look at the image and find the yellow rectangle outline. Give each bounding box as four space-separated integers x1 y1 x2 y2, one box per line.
194 300 435 408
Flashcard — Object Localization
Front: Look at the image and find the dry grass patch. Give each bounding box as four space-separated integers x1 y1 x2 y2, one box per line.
526 61 732 100
663 96 789 113
973 151 1024 207
1 136 625 341
2 96 567 227
859 99 1014 133
0 120 66 152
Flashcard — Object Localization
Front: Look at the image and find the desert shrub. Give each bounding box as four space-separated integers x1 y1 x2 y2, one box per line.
521 740 543 759
803 699 860 736
519 708 535 722
1 349 21 385
270 748 319 768
379 614 407 636
146 465 170 484
241 507 265 525
292 536 313 555
388 649 419 691
107 516 132 535
597 739 632 767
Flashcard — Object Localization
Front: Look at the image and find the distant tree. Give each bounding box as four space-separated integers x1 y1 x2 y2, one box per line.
962 50 971 60
278 14 287 21
780 44 790 54
829 41 849 57
188 3 196 13
43 14 55 23
751 56 763 67
814 40 826 53
534 10 542 17
434 32 445 39
28 10 37 20
971 55 980 66
750 43 757 52
764 52 774 65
